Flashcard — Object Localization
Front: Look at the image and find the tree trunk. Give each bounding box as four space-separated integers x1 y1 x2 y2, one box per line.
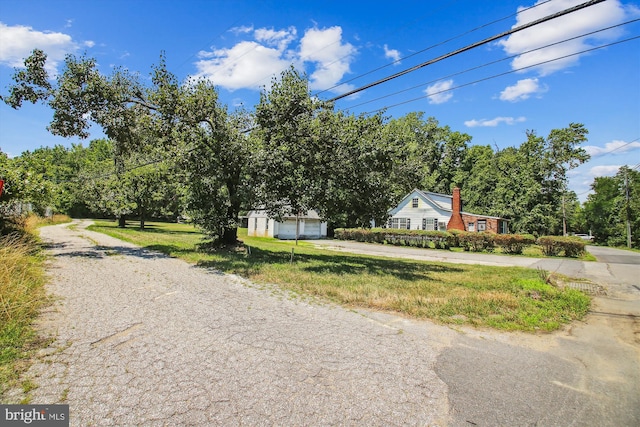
222 226 238 245
118 215 126 228
139 203 146 230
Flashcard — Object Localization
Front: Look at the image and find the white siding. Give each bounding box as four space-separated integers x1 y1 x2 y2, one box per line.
389 190 452 230
247 209 327 239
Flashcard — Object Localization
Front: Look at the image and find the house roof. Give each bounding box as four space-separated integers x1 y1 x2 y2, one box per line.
461 212 510 221
246 209 323 220
414 189 453 211
389 189 453 215
390 188 509 220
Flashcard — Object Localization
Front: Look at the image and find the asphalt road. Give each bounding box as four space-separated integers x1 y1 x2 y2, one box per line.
5 222 640 426
587 245 640 265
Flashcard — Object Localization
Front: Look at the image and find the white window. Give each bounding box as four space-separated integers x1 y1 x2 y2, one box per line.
477 220 486 232
499 221 508 234
423 218 437 231
390 218 411 229
412 197 419 208
468 222 475 232
438 222 447 231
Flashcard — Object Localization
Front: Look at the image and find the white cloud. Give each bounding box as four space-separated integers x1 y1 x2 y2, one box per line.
583 140 640 157
464 116 526 127
383 44 401 64
589 165 623 177
195 41 292 90
254 26 297 51
195 25 357 94
230 25 254 35
499 78 547 102
498 0 634 76
299 26 356 92
0 22 78 73
425 79 454 104
83 40 95 48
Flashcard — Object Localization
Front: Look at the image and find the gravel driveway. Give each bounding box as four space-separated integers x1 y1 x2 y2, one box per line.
5 220 640 426
6 221 450 425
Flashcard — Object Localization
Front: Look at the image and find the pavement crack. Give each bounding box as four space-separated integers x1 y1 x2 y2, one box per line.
91 322 144 348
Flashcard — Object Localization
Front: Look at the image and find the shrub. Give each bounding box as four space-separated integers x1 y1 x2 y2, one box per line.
334 228 454 249
458 232 495 252
493 234 536 255
536 236 586 257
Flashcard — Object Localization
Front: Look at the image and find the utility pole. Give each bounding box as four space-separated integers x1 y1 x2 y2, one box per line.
562 194 567 236
625 171 631 248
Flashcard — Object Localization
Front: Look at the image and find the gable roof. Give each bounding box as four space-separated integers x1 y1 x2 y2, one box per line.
415 189 453 211
390 188 509 220
389 188 453 215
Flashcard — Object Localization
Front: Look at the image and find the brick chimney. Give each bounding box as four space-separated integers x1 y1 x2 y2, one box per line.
447 187 465 231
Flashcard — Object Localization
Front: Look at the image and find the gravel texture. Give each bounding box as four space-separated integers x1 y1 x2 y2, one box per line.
5 221 450 426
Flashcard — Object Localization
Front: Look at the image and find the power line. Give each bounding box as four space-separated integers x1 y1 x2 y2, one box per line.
314 0 554 97
87 35 640 181
344 19 639 111
326 0 606 102
240 1 468 92
361 35 640 114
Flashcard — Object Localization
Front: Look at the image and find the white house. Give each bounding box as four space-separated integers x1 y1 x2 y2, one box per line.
387 188 509 233
246 209 327 240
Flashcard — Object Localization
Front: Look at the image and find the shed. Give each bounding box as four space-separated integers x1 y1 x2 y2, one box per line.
246 209 327 240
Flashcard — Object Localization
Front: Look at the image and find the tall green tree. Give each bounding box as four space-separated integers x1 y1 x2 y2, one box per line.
584 166 640 247
320 110 395 228
463 124 589 235
254 68 331 240
383 113 471 201
4 49 153 227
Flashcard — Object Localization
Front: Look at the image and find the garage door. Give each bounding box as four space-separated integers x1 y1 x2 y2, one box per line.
302 221 321 238
277 220 297 239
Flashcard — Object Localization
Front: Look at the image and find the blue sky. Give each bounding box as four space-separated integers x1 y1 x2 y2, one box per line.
1 0 639 201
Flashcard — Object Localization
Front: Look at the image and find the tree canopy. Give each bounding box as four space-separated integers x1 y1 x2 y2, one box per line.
6 49 628 246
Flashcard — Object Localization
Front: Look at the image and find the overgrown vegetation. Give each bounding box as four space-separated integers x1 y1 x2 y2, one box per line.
89 220 591 332
0 215 70 398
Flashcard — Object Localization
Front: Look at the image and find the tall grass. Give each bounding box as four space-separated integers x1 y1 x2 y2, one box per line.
0 214 70 398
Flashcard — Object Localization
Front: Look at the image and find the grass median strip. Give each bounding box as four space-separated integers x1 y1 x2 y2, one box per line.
88 220 590 332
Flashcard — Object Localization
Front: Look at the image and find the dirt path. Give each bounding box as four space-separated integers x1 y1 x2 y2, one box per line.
5 220 640 426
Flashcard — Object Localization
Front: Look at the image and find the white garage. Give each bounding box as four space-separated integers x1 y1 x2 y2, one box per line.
246 209 327 240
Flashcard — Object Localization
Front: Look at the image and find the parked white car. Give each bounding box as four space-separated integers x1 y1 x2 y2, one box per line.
574 233 594 241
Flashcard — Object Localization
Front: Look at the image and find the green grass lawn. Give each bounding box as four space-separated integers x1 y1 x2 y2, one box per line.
88 220 591 332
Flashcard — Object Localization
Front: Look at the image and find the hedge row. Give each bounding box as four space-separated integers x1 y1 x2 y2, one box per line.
334 228 583 257
334 228 454 249
536 236 586 257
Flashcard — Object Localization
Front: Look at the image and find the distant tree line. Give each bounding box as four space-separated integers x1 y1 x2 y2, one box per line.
1 49 636 247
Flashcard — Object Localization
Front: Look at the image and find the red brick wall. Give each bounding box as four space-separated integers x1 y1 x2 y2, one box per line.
461 214 501 233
